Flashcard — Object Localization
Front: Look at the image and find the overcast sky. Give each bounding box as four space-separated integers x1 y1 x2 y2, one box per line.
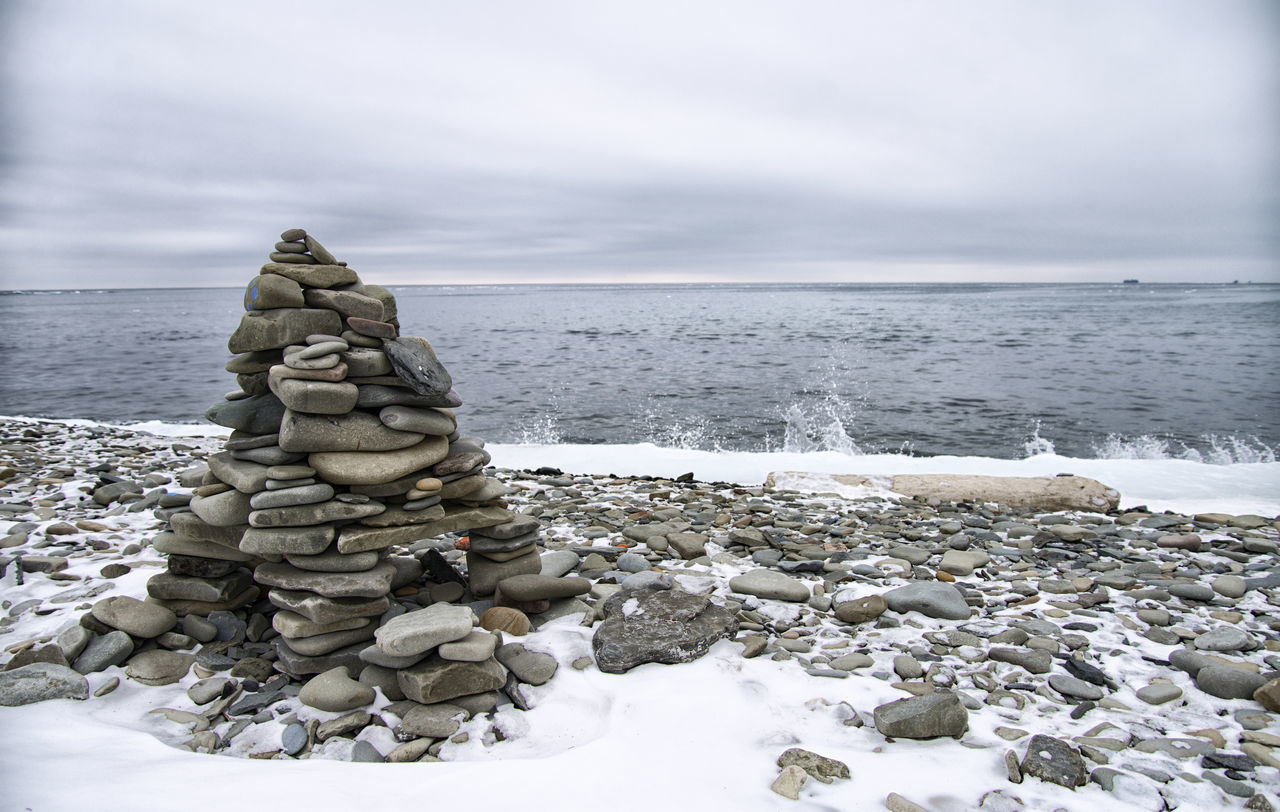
1 1 1276 288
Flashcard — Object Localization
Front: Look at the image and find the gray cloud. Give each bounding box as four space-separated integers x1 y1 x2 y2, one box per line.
1 0 1276 288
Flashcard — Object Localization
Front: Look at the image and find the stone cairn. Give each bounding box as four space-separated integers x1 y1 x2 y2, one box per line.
137 228 585 714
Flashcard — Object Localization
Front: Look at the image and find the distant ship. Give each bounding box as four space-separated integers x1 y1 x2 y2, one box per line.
1122 279 1139 284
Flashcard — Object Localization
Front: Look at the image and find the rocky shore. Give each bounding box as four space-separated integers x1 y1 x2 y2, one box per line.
2 415 1279 810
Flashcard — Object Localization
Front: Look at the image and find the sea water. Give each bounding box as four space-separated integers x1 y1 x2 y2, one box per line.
2 282 1276 462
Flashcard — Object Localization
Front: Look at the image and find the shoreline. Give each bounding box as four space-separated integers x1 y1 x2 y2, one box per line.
1 416 1279 809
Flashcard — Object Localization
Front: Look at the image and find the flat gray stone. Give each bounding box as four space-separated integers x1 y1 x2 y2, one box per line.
1195 627 1254 652
279 409 425 453
467 547 543 597
883 582 972 620
125 650 194 686
207 452 270 493
1137 683 1184 705
90 596 176 638
72 630 134 674
1049 674 1104 701
267 590 390 625
284 623 378 657
437 631 499 663
285 547 381 573
873 691 969 739
495 643 558 685
248 482 335 510
146 570 254 603
299 666 375 712
255 561 396 598
1020 734 1087 788
248 498 384 528
399 702 468 738
989 647 1053 674
228 307 343 353
496 574 591 602
728 569 810 602
240 524 336 555
592 589 738 674
0 663 89 705
189 489 252 527
375 602 474 658
204 393 287 435
383 337 453 397
1195 665 1268 699
309 436 449 486
378 405 455 436
397 654 506 704
272 378 359 415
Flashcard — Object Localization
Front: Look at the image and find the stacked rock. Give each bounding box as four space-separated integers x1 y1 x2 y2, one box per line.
145 229 540 697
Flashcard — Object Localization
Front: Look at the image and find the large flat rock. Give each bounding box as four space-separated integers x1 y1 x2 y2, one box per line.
309 435 449 485
765 471 1120 512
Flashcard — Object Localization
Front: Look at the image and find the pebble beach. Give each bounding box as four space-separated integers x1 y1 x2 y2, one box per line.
2 415 1279 811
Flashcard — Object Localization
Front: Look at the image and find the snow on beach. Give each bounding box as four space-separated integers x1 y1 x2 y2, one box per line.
1 417 1279 811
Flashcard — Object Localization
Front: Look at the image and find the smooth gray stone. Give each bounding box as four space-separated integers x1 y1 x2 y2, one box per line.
616 553 649 573
358 644 427 669
168 512 247 548
125 650 195 686
1136 683 1183 705
245 274 305 310
255 561 396 599
273 639 366 678
592 589 737 674
496 574 591 602
187 677 232 705
249 482 335 510
1169 648 1215 676
399 702 467 738
466 547 542 597
248 499 385 528
279 409 424 453
284 624 378 657
227 307 343 353
883 582 972 620
1194 627 1254 652
402 496 442 511
55 625 92 662
303 288 383 321
378 405 455 436
1195 665 1268 699
358 664 405 701
265 477 316 490
240 524 336 555
728 569 810 602
1169 583 1215 602
397 654 506 704
308 436 449 487
383 337 453 397
268 590 390 626
1020 734 1087 788
620 571 673 592
225 432 282 451
989 647 1053 674
90 596 176 638
341 348 392 378
205 392 287 435
539 550 579 578
873 691 969 739
282 723 308 756
273 611 371 640
355 384 462 409
207 452 270 494
495 643 557 685
155 531 254 561
289 339 349 360
438 631 500 663
286 547 381 573
1048 674 1104 701
229 445 306 466
0 663 89 705
72 630 134 674
375 603 474 658
272 378 359 415
190 489 253 527
300 666 376 712
146 570 254 603
469 531 539 555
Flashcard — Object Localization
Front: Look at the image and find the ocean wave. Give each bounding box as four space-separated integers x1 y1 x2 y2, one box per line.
1091 433 1277 465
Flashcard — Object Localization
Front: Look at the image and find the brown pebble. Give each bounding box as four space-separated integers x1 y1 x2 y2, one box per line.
935 570 955 582
75 520 109 532
479 606 531 636
100 563 131 579
94 676 120 697
44 523 77 536
346 317 397 338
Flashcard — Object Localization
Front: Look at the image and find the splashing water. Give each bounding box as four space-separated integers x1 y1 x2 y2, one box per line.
1022 421 1057 457
781 400 864 454
1092 433 1277 464
515 412 562 445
